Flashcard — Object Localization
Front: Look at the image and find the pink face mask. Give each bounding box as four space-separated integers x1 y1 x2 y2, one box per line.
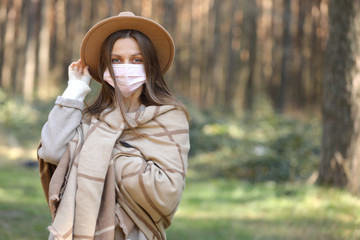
103 64 146 97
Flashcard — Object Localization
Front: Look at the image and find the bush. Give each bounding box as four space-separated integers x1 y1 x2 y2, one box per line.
188 101 321 182
0 89 52 147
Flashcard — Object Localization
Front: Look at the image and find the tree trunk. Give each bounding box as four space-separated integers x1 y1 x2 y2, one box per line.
292 0 306 109
277 0 292 112
243 0 258 112
23 0 41 102
1 0 16 91
38 0 52 100
269 0 282 109
318 0 360 194
204 0 222 107
224 0 241 108
15 0 27 93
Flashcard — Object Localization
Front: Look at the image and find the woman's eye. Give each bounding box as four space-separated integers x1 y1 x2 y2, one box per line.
133 58 143 63
112 59 121 63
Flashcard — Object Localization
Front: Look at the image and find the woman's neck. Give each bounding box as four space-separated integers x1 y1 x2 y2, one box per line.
122 86 143 112
123 98 141 112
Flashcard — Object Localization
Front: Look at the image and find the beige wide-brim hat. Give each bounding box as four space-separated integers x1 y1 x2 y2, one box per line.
80 11 175 82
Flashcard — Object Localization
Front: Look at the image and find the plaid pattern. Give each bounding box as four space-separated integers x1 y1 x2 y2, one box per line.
38 105 190 240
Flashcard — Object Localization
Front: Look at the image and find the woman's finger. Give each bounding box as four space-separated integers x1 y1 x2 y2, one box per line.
83 66 90 76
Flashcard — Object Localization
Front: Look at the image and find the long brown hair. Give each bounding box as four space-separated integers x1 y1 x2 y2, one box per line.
84 30 189 122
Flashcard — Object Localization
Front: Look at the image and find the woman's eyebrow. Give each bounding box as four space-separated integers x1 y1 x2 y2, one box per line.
111 53 142 57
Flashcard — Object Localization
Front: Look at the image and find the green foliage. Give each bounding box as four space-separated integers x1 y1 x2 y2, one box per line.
188 100 321 182
0 89 52 147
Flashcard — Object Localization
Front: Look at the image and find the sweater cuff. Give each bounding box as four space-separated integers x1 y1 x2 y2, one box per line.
55 96 85 111
61 80 91 101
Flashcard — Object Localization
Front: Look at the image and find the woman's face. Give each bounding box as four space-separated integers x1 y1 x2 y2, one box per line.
109 37 145 99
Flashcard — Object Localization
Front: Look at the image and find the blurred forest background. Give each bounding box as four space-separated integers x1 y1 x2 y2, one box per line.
1 0 360 239
0 0 327 110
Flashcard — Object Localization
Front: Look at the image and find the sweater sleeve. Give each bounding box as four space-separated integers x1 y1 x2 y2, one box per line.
38 96 84 165
61 80 91 101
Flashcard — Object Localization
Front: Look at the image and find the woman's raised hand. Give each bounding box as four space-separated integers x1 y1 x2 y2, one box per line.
68 59 92 85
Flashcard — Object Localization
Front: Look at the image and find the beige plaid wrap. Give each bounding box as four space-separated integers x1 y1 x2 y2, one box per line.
38 105 190 240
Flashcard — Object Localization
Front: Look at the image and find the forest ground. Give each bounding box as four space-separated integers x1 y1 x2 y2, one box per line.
0 159 359 239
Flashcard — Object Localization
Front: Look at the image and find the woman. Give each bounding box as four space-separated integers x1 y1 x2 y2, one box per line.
38 12 190 240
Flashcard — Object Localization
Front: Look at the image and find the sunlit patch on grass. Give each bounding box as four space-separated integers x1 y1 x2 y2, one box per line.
0 188 23 203
0 145 37 162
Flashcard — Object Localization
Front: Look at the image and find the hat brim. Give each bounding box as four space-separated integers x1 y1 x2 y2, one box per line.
80 15 175 82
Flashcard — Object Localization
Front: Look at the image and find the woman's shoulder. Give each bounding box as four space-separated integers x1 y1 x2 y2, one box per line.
81 112 92 125
153 105 189 127
141 104 185 118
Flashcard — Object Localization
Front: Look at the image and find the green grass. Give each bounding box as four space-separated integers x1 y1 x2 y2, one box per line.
0 162 359 240
0 163 51 240
169 174 360 240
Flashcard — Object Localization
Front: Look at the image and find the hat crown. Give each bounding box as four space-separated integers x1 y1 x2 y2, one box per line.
118 11 135 17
